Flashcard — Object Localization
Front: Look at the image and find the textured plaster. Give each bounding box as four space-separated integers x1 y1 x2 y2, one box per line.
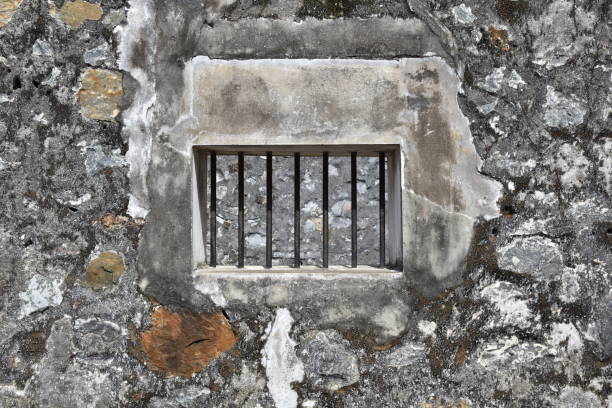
183 58 500 290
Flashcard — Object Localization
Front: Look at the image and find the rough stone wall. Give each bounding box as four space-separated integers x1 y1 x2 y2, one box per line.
0 1 610 408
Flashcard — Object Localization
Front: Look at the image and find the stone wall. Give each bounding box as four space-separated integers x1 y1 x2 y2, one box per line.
0 0 610 407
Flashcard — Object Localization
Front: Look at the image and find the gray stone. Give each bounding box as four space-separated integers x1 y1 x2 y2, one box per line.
83 42 111 66
593 138 612 196
592 295 612 359
301 330 360 391
547 143 591 192
497 236 563 279
35 317 118 407
543 86 587 129
18 273 64 319
480 67 506 94
377 341 427 367
83 144 126 176
556 386 603 408
74 318 123 356
528 0 596 69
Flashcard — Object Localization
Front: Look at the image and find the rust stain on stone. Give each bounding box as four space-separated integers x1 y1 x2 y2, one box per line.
0 0 23 26
77 68 123 121
60 0 102 28
99 214 144 229
85 251 125 289
488 26 510 52
140 307 236 378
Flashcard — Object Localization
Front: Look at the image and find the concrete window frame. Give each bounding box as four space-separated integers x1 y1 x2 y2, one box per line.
192 144 404 274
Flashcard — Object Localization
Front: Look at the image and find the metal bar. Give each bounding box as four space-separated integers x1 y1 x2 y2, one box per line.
237 153 245 268
379 152 386 268
210 152 217 267
266 152 272 268
351 152 357 268
294 153 300 268
322 152 329 268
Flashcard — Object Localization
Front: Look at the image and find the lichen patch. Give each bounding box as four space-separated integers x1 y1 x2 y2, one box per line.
140 307 236 378
77 68 123 121
60 0 102 28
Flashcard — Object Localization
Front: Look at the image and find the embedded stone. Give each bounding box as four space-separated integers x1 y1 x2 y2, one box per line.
301 330 359 391
140 307 236 377
543 86 587 129
0 0 23 26
451 4 476 25
60 0 103 28
488 26 510 51
85 251 125 289
480 281 533 329
378 341 427 367
528 0 596 69
77 68 123 121
497 236 563 279
18 274 64 318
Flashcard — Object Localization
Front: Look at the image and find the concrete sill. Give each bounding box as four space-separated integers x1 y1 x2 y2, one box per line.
194 265 403 280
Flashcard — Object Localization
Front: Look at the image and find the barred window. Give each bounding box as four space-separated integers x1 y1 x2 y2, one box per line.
193 145 402 272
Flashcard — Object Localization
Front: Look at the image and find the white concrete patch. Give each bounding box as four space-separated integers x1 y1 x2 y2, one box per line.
193 277 227 307
475 336 554 368
451 4 476 25
481 281 534 329
373 304 408 339
262 308 304 408
117 0 156 221
417 320 437 337
18 274 64 318
127 193 149 219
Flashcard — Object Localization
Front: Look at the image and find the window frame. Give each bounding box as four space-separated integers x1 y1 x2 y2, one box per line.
192 144 404 273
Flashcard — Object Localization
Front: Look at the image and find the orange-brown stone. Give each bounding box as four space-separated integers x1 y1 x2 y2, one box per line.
0 0 23 26
60 0 102 28
140 307 236 378
77 68 123 121
488 26 510 52
85 251 125 289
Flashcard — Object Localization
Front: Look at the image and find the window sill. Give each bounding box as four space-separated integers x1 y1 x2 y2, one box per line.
194 265 403 279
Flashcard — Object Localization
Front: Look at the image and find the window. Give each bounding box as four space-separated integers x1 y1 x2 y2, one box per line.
193 145 403 271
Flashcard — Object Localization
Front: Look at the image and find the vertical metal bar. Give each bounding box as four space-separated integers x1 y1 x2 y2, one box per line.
294 153 301 268
238 153 245 268
210 152 217 267
351 152 357 268
266 152 272 268
379 152 386 268
322 152 329 268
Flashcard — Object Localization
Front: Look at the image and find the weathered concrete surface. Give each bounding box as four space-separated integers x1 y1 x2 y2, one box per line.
184 57 500 290
1 0 611 406
194 269 410 343
196 17 447 59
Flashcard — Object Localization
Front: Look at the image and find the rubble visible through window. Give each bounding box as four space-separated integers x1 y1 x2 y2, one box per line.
194 146 402 271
